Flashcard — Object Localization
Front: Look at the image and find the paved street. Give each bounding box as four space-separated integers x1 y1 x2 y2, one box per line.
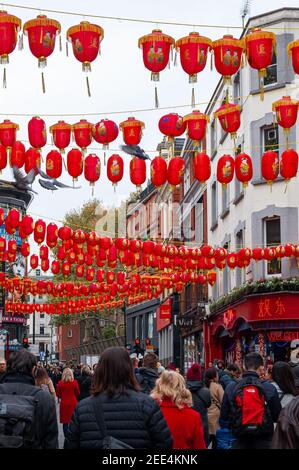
56 401 64 449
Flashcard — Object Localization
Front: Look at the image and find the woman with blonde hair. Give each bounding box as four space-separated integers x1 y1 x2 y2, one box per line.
34 365 56 397
56 367 80 437
151 370 206 449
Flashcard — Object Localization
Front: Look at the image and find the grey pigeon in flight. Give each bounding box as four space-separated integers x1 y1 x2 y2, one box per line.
120 145 151 160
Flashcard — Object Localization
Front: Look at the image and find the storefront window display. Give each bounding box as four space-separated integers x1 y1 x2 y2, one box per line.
184 334 200 372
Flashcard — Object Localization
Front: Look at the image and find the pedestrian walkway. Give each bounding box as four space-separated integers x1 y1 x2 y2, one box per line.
56 401 64 449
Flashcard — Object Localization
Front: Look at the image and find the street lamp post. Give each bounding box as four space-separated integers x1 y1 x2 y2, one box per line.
32 296 36 345
123 300 127 348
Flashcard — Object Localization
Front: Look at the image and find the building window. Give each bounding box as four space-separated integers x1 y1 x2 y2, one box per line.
131 317 136 339
264 52 277 87
39 342 45 352
233 71 241 105
211 182 217 227
40 314 44 319
263 124 279 153
67 329 73 338
222 185 229 214
210 120 217 156
38 295 43 300
264 217 281 275
236 229 245 287
195 196 204 245
148 313 154 338
223 242 231 295
184 163 190 194
40 326 45 335
36 269 41 276
235 144 242 198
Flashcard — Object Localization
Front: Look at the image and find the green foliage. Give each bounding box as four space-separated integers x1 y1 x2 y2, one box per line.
102 325 116 339
209 277 299 315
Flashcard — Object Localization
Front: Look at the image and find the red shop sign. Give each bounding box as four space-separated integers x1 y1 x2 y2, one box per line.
223 308 236 329
159 298 172 319
267 331 299 342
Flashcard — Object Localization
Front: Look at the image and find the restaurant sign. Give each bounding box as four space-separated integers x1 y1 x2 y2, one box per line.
267 331 299 342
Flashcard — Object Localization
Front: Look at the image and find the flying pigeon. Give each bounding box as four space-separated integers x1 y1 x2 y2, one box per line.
120 145 151 160
37 168 81 191
12 166 38 193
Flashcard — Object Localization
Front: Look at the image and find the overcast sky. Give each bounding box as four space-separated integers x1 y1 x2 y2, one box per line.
1 0 299 226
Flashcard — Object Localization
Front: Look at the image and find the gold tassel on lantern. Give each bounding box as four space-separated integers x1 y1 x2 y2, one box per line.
59 35 62 51
210 51 213 71
258 69 267 101
41 71 46 94
191 86 196 108
155 85 159 109
3 68 7 89
104 151 106 165
86 76 91 98
174 50 177 66
66 41 69 57
18 33 23 50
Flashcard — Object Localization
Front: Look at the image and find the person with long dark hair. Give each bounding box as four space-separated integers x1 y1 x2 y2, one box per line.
272 395 299 448
205 367 224 448
271 361 299 408
64 347 172 449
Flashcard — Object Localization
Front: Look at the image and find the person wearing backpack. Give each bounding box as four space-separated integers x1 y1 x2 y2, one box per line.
220 352 281 449
186 363 211 447
64 347 172 449
0 349 58 449
135 352 160 395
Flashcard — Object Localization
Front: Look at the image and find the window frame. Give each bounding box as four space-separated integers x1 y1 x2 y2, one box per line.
263 217 282 278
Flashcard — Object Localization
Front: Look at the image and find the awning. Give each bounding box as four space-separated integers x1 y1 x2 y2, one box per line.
237 321 252 332
219 329 230 338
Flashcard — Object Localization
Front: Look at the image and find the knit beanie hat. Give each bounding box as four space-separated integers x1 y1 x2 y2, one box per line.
186 363 202 381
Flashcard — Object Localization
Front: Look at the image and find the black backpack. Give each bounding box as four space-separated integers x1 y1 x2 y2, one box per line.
0 389 41 448
230 376 273 438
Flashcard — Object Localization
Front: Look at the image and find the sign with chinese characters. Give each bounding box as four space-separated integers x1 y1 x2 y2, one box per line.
257 297 286 318
267 331 299 342
223 309 237 329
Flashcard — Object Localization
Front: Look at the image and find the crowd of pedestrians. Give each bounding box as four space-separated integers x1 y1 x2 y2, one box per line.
1 347 299 449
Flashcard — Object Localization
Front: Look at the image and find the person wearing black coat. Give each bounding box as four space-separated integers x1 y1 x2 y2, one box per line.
64 347 172 449
0 350 58 449
186 363 211 447
77 365 93 401
135 352 160 394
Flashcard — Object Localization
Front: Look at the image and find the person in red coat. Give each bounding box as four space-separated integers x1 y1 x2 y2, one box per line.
56 367 80 437
151 370 206 449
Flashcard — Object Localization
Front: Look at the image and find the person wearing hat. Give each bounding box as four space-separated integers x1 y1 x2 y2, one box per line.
186 363 211 447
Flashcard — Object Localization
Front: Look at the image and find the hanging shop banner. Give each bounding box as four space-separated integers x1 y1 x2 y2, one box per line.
156 298 172 332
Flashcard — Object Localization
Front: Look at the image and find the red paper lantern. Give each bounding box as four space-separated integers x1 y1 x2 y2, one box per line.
93 119 119 149
227 253 238 269
6 208 20 229
28 116 47 150
41 258 49 272
5 216 15 235
46 222 58 248
51 260 60 275
287 40 299 74
57 245 66 260
252 247 264 261
214 102 241 142
34 219 46 244
261 150 279 185
67 148 83 182
39 245 49 261
20 242 30 257
119 117 144 146
150 156 167 187
207 271 217 286
280 149 298 181
7 239 17 254
46 150 62 179
176 32 211 83
73 119 93 153
0 236 5 252
20 215 34 237
272 96 299 143
30 254 39 269
50 121 72 153
0 11 21 73
84 154 101 190
217 155 235 186
107 154 124 187
7 252 16 263
86 267 95 282
183 110 209 146
10 141 25 168
167 157 185 187
130 157 146 188
58 225 73 243
245 28 276 100
62 261 71 276
72 229 86 246
159 113 186 142
193 152 211 183
24 147 41 174
76 265 84 278
0 145 7 173
212 35 244 83
0 119 19 153
235 153 253 187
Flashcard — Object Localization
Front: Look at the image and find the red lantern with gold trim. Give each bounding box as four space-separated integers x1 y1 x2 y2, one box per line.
227 253 238 269
245 28 276 100
73 120 93 153
207 271 217 286
217 155 235 186
214 102 240 145
6 208 20 229
93 119 119 150
183 110 209 147
46 222 58 248
34 219 46 245
50 121 72 153
138 29 174 107
62 261 71 277
150 156 167 187
39 245 49 261
23 15 60 93
261 150 279 186
0 11 21 87
0 145 7 173
20 242 30 257
107 154 124 187
252 247 264 262
167 157 185 187
0 119 19 156
280 149 298 182
20 215 34 238
287 40 299 74
58 225 73 243
46 150 62 179
30 254 38 270
212 35 244 83
28 116 47 151
272 96 299 145
194 152 211 184
67 148 83 183
51 260 60 275
67 21 104 97
24 147 41 174
158 113 186 143
84 153 100 193
10 141 25 168
235 153 253 187
119 117 144 146
130 157 146 188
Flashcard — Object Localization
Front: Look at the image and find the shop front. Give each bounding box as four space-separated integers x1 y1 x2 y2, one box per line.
176 306 205 373
204 291 299 367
